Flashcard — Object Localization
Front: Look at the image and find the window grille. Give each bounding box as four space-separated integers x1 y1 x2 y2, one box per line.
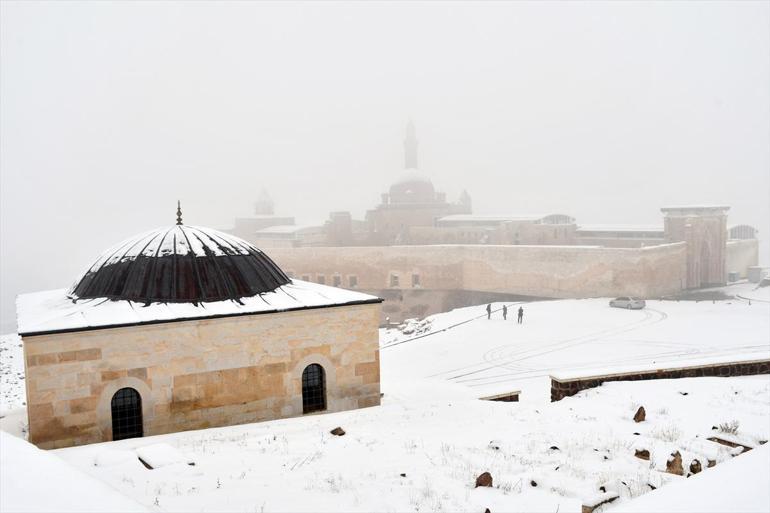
333 275 342 287
302 364 326 414
348 275 358 288
111 387 143 440
317 274 326 285
390 274 399 287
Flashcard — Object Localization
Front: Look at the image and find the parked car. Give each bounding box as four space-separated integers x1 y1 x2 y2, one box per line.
609 297 646 309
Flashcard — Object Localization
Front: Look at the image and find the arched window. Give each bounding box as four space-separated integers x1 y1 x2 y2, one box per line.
111 387 143 440
301 364 326 414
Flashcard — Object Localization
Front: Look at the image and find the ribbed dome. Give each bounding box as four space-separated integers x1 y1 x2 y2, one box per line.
69 225 291 304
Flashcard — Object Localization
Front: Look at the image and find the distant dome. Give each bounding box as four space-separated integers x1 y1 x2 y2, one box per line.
389 168 436 204
69 225 290 303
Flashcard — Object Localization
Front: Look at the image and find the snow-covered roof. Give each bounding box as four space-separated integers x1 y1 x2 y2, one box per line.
17 280 381 336
437 214 548 224
577 224 664 233
255 224 322 235
661 205 730 212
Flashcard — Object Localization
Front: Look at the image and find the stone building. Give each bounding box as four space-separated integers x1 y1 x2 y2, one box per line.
17 217 382 449
220 123 760 322
662 205 729 288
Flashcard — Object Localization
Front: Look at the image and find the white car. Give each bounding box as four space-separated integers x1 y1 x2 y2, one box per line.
609 297 646 310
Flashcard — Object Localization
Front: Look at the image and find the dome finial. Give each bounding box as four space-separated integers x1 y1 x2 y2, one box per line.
176 200 183 225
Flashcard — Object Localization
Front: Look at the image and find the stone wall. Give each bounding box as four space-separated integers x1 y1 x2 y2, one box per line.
550 359 770 402
23 303 381 449
726 239 759 279
270 242 688 307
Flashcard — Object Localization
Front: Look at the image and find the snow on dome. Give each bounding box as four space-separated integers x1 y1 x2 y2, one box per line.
389 168 436 204
69 225 291 303
391 168 433 187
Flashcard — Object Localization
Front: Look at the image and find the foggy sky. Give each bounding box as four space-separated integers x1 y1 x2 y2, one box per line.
1 1 769 332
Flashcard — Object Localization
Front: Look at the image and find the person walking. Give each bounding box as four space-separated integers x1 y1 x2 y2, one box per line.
517 306 524 324
486 303 491 320
502 305 508 320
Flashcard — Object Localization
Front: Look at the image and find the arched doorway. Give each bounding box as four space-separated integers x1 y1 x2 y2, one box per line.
301 364 326 414
111 387 143 440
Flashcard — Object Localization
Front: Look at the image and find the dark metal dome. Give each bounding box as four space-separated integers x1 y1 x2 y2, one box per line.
69 225 291 304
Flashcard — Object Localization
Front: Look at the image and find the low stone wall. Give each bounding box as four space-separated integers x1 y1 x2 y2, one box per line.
480 391 520 402
550 359 770 402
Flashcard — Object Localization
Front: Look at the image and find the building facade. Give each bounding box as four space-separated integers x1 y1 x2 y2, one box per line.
18 222 382 449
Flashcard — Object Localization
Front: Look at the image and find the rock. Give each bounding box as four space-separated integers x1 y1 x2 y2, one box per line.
549 445 560 451
530 480 537 487
484 509 491 513
666 451 684 476
707 459 716 468
633 406 646 423
689 459 702 475
330 427 345 436
475 472 493 488
634 449 650 461
400 473 406 477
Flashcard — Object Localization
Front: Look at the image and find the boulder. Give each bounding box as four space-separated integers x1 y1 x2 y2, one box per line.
666 451 684 476
633 406 646 423
330 427 346 436
689 459 702 475
475 472 493 488
634 449 650 461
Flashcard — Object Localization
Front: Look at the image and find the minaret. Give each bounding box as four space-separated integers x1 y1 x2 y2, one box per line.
404 119 418 169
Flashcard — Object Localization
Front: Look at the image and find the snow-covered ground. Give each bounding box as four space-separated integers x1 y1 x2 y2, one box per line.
0 333 24 412
381 287 769 402
0 431 147 512
47 376 770 513
1 283 768 512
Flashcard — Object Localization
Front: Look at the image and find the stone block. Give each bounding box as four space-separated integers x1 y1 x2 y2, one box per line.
28 403 54 420
101 369 127 381
76 348 102 361
127 367 148 381
69 396 98 414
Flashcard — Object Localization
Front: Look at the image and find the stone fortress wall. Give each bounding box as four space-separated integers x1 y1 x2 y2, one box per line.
270 242 690 322
726 239 760 279
23 303 381 449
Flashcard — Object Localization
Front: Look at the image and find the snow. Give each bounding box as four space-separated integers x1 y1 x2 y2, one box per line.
391 168 433 186
254 224 321 235
49 376 770 512
0 333 25 412
136 443 194 469
380 298 770 400
437 214 550 223
15 279 380 335
613 444 770 513
2 292 769 511
0 431 147 512
576 224 664 233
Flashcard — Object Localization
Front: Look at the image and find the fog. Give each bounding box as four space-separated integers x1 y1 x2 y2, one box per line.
1 1 769 332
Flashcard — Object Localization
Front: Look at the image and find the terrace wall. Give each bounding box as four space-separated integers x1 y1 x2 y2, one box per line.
550 359 770 401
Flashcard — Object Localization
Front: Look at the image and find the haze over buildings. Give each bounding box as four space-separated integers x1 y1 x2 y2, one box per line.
1 1 769 332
